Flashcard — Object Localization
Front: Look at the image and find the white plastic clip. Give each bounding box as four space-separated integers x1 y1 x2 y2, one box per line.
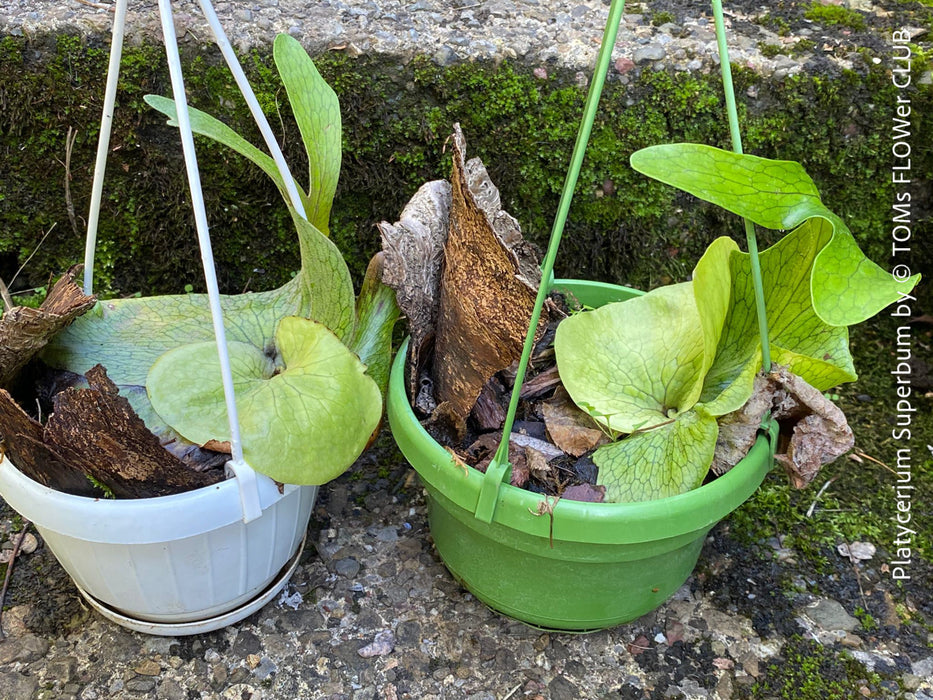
225 459 264 524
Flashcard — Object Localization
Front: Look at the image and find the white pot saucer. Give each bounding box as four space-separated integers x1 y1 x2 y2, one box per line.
74 536 306 636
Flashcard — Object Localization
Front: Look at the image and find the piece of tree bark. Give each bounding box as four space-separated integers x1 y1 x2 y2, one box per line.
470 376 506 431
519 365 562 399
562 483 606 503
0 267 96 388
770 368 854 488
378 180 452 398
432 125 548 429
711 372 774 476
0 388 100 497
44 366 220 498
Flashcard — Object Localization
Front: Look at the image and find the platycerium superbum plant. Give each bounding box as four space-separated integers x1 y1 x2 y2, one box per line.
44 34 399 486
555 144 920 503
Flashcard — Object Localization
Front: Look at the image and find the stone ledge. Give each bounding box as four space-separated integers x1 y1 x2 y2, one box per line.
2 0 931 83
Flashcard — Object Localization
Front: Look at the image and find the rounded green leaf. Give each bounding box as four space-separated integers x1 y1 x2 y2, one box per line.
698 219 857 404
631 143 920 331
700 348 761 417
147 317 382 485
594 408 718 503
555 283 705 433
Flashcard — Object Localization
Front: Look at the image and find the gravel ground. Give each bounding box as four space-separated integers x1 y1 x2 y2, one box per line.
2 433 932 699
2 1 933 698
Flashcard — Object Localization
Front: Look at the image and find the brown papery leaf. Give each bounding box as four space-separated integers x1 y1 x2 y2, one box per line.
44 365 221 498
770 368 854 488
201 439 232 454
524 446 551 480
711 372 775 476
712 364 854 487
0 266 96 388
378 180 452 399
432 125 548 431
541 387 610 457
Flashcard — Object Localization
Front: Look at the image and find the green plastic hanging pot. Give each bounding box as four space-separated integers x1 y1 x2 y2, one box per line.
386 279 777 631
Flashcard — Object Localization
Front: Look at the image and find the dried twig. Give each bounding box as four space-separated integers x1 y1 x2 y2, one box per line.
9 222 57 291
0 520 32 640
0 276 13 315
501 684 522 700
850 556 868 610
75 0 117 10
64 127 79 237
529 495 559 548
805 475 839 518
849 450 897 476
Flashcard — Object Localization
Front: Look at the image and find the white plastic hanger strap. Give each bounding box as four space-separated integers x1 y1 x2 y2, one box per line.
196 0 308 221
157 0 262 522
81 1 308 523
83 0 128 295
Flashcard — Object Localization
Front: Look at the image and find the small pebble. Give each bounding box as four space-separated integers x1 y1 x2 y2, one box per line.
359 630 396 658
133 660 161 676
19 533 38 554
335 557 361 578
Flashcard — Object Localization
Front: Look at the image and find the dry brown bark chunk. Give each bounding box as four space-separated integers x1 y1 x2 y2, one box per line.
432 125 547 428
0 267 96 388
518 364 562 400
44 365 221 498
0 388 100 497
712 372 776 475
562 483 606 503
470 376 506 431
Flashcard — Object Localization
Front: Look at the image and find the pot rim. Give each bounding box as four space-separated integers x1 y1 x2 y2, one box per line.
0 454 305 544
387 278 777 546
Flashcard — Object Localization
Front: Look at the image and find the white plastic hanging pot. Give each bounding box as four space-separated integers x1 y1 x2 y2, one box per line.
0 0 325 635
0 454 316 634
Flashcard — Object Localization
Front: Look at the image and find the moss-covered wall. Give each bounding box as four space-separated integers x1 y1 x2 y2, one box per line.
1 33 930 301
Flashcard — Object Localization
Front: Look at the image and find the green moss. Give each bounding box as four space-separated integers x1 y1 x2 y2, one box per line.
760 13 791 36
1 35 930 306
740 636 894 699
853 606 879 632
804 2 867 31
759 43 785 58
794 38 817 54
650 11 675 26
910 42 933 73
